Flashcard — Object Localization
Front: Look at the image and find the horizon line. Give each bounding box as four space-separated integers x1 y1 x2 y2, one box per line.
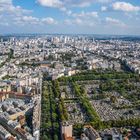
1 33 140 37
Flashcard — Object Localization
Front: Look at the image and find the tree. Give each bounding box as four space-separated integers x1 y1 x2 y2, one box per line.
42 135 49 140
54 134 59 140
110 96 117 103
9 49 14 59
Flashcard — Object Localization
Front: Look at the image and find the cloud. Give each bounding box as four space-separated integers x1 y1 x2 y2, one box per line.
64 19 72 25
42 17 57 24
0 22 9 26
69 0 112 7
60 7 72 15
64 18 86 26
36 0 112 17
0 0 58 27
64 17 97 27
64 16 98 27
63 8 101 27
13 16 39 26
74 18 83 25
64 10 99 27
97 0 112 3
13 16 57 26
0 0 32 16
101 6 107 11
72 11 98 18
37 0 63 8
0 0 12 5
37 0 112 8
112 2 140 12
37 0 74 16
0 0 34 26
71 1 91 8
105 17 126 27
13 16 58 26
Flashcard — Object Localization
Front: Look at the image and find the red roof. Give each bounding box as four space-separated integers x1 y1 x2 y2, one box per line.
0 91 32 97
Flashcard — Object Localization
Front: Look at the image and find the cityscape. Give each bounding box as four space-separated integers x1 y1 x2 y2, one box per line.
0 0 140 140
0 35 140 140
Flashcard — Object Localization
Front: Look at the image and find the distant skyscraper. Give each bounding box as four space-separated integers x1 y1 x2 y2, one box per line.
1 38 3 43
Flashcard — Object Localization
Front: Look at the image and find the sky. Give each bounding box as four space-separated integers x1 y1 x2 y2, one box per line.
0 0 140 35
